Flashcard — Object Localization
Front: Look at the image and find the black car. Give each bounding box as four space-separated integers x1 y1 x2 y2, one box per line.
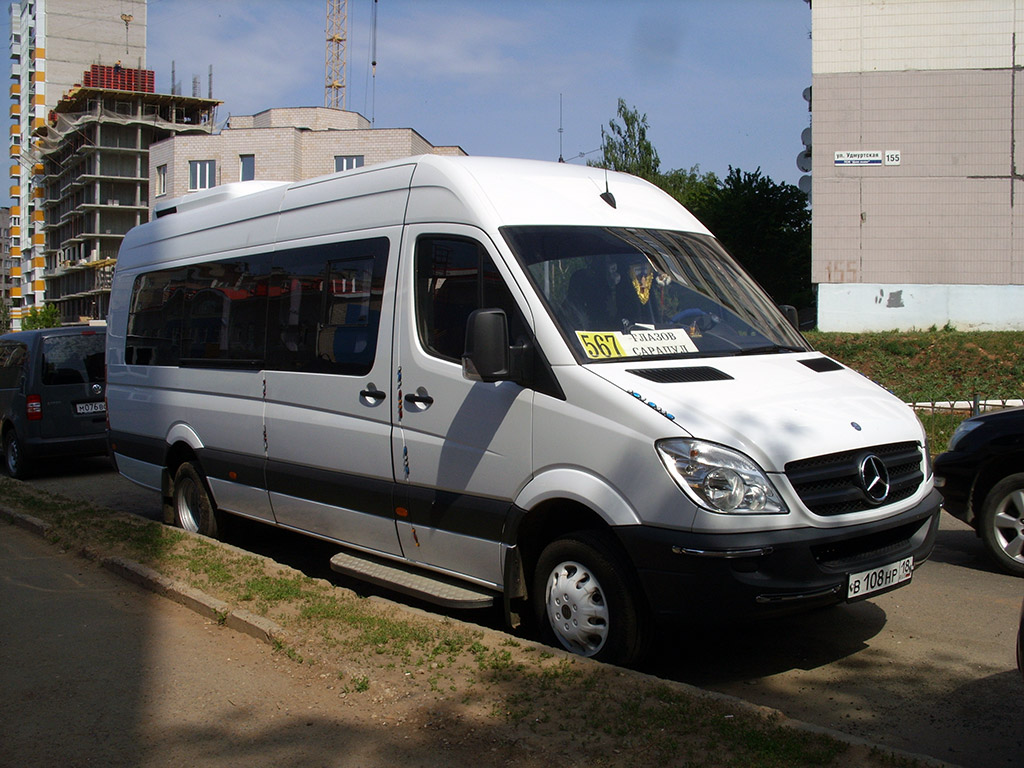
0 326 107 479
1018 599 1023 679
933 406 1024 576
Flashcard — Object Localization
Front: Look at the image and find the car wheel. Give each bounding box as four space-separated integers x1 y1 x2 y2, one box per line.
3 429 30 479
533 530 649 665
172 461 222 539
979 473 1024 576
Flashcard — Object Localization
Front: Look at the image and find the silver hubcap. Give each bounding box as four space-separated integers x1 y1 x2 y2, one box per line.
175 476 201 533
545 560 609 656
993 489 1024 564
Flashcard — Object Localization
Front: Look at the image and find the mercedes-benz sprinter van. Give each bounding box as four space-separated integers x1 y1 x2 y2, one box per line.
106 156 940 665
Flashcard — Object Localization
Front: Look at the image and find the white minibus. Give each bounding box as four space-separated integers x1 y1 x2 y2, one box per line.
106 156 940 665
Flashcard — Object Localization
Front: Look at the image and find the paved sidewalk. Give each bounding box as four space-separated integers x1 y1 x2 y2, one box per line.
0 521 443 768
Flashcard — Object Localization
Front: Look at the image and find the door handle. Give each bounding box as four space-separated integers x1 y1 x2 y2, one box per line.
360 388 386 402
404 393 434 406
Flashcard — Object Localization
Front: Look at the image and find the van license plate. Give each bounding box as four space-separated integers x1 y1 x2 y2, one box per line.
75 401 106 415
847 556 913 600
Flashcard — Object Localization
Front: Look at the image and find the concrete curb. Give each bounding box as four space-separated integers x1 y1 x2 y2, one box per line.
0 504 959 768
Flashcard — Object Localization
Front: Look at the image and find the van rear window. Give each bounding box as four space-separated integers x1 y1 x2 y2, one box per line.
42 333 106 385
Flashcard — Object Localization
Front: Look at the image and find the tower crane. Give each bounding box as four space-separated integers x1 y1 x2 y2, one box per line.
324 0 347 109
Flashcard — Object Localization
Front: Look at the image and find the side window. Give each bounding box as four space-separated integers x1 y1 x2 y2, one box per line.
415 236 526 363
126 254 274 366
239 154 255 181
0 342 28 388
265 237 389 375
188 160 216 190
334 155 364 172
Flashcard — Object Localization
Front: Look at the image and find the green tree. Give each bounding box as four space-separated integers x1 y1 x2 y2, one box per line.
589 98 661 182
21 304 62 329
658 165 719 214
0 301 10 333
695 167 812 308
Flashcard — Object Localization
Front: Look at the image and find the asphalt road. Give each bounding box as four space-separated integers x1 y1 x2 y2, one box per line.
24 456 1024 768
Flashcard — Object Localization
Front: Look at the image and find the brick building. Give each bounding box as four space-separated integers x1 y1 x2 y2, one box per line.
149 106 466 208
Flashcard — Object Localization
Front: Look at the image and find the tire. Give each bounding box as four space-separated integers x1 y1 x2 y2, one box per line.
172 462 222 539
979 473 1024 576
3 429 30 480
533 530 650 666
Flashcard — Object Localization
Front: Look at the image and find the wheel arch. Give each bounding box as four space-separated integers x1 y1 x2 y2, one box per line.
509 468 642 605
970 453 1024 526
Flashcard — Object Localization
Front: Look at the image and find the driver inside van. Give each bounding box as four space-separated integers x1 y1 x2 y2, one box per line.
560 261 621 330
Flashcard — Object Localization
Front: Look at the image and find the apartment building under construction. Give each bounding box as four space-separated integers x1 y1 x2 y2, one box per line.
8 0 218 326
39 64 218 322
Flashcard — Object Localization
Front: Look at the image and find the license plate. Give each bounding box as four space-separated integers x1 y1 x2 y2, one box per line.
75 401 106 415
847 556 913 600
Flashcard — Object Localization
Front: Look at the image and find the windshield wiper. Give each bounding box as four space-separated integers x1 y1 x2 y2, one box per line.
733 344 805 356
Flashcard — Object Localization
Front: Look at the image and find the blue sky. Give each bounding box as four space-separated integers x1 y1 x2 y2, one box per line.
9 0 812 186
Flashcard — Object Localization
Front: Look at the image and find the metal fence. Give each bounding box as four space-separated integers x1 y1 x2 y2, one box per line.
909 397 1024 417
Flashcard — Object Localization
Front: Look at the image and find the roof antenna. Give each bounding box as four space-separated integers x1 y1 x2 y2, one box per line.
558 94 564 162
599 141 616 207
600 176 617 208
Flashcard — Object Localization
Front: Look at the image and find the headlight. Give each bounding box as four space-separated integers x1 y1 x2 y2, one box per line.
947 419 982 451
657 439 787 514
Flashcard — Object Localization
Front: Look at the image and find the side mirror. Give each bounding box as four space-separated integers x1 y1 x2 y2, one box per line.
463 308 510 382
778 304 799 330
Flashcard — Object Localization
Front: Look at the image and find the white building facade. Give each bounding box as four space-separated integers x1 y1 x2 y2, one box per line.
811 0 1024 331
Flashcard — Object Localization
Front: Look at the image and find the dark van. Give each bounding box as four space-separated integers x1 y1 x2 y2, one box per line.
0 326 107 478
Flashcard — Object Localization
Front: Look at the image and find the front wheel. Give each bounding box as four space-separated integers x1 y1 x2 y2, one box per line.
980 474 1024 576
533 530 650 666
172 461 222 539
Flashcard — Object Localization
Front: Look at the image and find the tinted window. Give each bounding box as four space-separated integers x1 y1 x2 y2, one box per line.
265 238 389 375
127 254 274 367
41 333 105 385
415 236 526 363
126 237 389 376
0 342 28 388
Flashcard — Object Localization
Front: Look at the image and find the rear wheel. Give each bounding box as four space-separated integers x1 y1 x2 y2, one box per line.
533 530 650 666
3 429 30 479
980 474 1024 576
172 462 222 539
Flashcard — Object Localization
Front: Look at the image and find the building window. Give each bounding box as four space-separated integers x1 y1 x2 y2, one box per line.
334 155 364 173
188 160 216 190
156 164 167 196
239 154 255 181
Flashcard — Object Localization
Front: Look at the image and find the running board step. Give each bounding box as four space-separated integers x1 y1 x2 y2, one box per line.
329 550 496 609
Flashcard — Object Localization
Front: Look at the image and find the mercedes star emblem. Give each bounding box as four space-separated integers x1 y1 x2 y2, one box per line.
858 454 891 503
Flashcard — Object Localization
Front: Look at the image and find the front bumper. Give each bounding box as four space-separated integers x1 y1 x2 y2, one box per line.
932 450 978 524
614 488 942 622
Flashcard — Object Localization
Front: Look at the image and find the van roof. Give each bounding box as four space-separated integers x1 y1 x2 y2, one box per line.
120 155 711 271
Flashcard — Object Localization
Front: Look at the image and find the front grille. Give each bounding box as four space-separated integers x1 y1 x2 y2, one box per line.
785 441 924 516
811 519 925 569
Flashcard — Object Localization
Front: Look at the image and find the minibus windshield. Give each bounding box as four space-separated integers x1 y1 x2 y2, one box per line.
503 226 809 362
